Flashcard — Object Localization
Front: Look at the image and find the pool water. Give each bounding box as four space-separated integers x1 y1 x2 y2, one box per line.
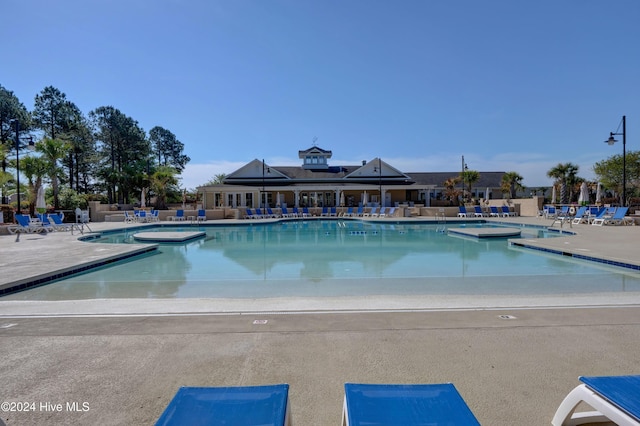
4 221 640 300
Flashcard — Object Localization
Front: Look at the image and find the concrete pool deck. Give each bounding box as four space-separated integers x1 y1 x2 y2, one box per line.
1 216 640 425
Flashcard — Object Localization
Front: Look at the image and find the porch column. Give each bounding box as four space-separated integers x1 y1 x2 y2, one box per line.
294 189 300 207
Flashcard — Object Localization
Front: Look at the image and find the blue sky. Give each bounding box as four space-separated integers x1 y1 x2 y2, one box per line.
3 0 639 190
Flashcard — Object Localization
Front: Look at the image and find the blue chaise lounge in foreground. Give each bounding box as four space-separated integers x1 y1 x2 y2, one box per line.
156 384 291 426
342 383 480 426
552 375 640 425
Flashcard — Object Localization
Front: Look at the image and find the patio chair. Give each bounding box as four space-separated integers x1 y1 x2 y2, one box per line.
291 207 300 217
364 206 378 217
156 384 291 426
266 207 280 218
489 206 502 217
330 207 337 216
48 213 71 231
9 214 46 234
457 206 468 217
473 206 486 217
383 207 396 217
602 206 633 226
196 209 206 222
501 205 517 216
321 206 329 216
552 375 640 425
374 207 385 217
340 207 353 217
124 211 137 224
175 209 185 221
36 213 56 232
355 205 364 216
280 207 291 218
591 207 616 226
342 383 480 426
570 206 589 225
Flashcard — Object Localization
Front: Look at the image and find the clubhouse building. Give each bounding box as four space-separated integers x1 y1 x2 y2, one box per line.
198 146 506 209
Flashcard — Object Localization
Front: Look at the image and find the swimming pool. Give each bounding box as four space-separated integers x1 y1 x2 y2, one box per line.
4 220 640 301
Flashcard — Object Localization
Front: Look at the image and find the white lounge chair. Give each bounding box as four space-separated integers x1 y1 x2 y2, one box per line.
552 375 640 425
342 383 480 426
156 384 291 426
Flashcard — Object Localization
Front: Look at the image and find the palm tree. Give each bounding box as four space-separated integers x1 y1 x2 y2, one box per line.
149 166 178 210
36 138 70 209
20 155 49 216
460 170 480 202
547 163 579 204
443 177 461 205
500 171 524 199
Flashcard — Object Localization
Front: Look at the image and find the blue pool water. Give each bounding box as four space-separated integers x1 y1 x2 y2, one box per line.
4 220 640 300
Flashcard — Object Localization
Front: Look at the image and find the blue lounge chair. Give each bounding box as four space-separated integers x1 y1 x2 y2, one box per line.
156 384 290 426
591 207 616 226
600 206 633 226
266 207 280 218
281 207 291 218
36 213 56 232
196 209 206 222
321 206 329 216
302 207 310 217
364 206 379 217
489 206 502 217
457 206 468 217
48 213 71 231
291 207 300 217
342 383 480 426
552 375 640 426
124 211 137 223
383 207 396 217
473 206 486 217
244 208 256 219
10 214 46 234
175 209 185 221
330 207 337 216
341 207 353 217
255 208 266 219
355 206 364 216
570 206 589 224
501 205 516 216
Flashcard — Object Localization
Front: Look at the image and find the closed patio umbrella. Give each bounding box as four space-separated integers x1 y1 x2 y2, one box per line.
340 191 345 207
36 186 46 214
578 182 589 204
595 183 602 204
551 185 557 204
140 187 146 208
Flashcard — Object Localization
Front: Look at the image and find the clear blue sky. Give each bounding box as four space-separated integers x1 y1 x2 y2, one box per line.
3 0 639 190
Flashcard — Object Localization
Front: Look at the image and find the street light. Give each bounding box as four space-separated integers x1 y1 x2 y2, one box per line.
461 155 468 202
10 119 35 213
605 115 626 206
262 159 270 208
373 157 382 207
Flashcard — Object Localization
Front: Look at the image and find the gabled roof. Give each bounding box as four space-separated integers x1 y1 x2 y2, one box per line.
298 146 332 157
225 159 290 181
344 158 412 181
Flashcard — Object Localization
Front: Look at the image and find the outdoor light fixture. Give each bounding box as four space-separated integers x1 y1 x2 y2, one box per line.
11 119 35 213
373 158 382 206
262 159 270 208
604 115 626 206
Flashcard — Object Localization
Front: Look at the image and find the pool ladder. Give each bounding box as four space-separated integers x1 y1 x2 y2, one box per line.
436 209 447 233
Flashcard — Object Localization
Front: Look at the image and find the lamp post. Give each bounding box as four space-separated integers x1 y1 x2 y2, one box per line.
261 159 270 208
374 157 382 207
461 155 468 203
10 119 35 214
605 115 626 206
